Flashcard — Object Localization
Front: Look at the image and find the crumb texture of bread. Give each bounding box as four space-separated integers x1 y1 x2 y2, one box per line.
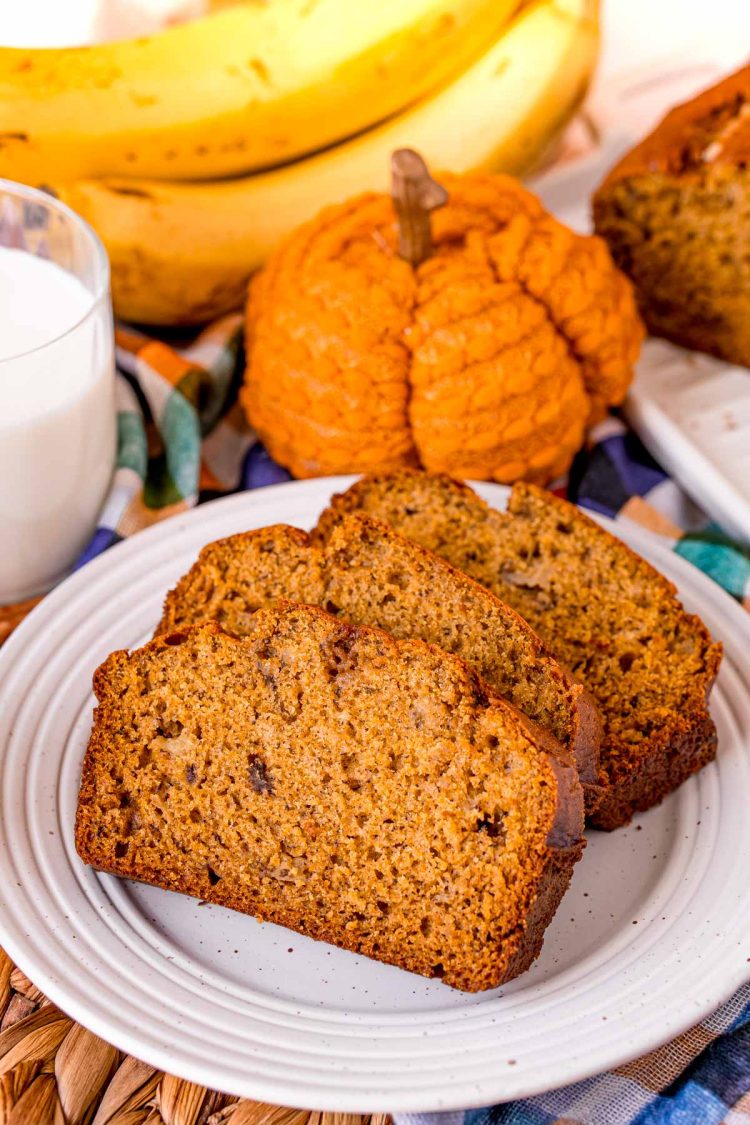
593 66 750 366
316 471 722 830
158 514 600 789
75 606 584 992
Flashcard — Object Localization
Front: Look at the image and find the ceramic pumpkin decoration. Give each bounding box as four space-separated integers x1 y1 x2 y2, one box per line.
242 150 644 484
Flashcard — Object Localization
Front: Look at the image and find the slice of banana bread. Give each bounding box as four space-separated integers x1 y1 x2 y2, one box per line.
158 513 601 792
75 604 585 991
592 66 750 365
316 471 722 830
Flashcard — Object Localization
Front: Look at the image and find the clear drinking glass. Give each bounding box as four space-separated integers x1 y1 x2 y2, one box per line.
0 179 116 604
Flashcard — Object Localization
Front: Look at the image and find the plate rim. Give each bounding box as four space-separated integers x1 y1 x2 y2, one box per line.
1 475 749 1113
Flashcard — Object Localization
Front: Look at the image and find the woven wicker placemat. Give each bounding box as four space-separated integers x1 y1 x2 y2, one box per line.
0 604 391 1124
0 946 391 1123
0 938 392 1124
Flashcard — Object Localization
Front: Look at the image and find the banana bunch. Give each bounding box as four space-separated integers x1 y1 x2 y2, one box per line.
0 0 521 181
2 0 600 325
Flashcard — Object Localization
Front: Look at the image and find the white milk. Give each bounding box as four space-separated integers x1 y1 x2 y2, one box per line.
0 247 116 602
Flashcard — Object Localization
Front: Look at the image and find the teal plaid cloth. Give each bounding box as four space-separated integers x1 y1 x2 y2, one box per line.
78 316 750 1124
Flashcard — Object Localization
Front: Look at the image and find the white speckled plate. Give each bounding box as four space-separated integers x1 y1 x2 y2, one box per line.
0 478 749 1114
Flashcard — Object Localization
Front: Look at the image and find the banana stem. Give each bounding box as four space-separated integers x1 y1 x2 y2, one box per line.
390 148 448 266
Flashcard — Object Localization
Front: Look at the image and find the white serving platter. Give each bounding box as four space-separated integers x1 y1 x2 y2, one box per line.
0 477 748 1113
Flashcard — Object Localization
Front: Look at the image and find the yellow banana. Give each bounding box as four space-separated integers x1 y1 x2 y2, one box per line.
0 0 521 182
56 0 599 326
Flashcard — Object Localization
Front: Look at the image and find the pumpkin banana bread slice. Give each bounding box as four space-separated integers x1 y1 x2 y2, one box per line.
76 604 585 991
316 471 722 830
157 512 601 792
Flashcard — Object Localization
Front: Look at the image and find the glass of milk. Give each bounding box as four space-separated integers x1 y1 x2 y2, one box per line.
0 180 116 604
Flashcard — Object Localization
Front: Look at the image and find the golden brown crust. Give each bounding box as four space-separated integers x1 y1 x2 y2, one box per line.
76 608 584 992
575 686 604 789
498 843 583 981
589 712 718 830
157 523 325 637
316 470 722 830
599 66 750 188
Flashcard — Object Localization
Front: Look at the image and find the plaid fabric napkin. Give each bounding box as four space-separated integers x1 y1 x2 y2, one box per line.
75 315 290 567
80 317 750 1124
80 318 750 607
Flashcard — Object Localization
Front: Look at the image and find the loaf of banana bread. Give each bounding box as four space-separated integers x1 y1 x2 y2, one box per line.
593 65 750 366
75 604 585 991
316 471 722 829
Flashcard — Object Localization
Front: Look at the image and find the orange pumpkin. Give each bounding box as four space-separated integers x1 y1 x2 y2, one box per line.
242 170 644 484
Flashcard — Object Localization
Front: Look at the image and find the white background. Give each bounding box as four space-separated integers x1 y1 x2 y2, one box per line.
1 0 748 72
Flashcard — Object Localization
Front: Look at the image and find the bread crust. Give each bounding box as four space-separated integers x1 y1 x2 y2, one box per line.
588 704 719 830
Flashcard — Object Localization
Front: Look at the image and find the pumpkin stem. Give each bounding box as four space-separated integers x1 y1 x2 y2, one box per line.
391 148 448 267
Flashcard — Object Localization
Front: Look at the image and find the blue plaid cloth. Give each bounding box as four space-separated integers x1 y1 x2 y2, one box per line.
395 981 750 1124
71 318 750 1123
